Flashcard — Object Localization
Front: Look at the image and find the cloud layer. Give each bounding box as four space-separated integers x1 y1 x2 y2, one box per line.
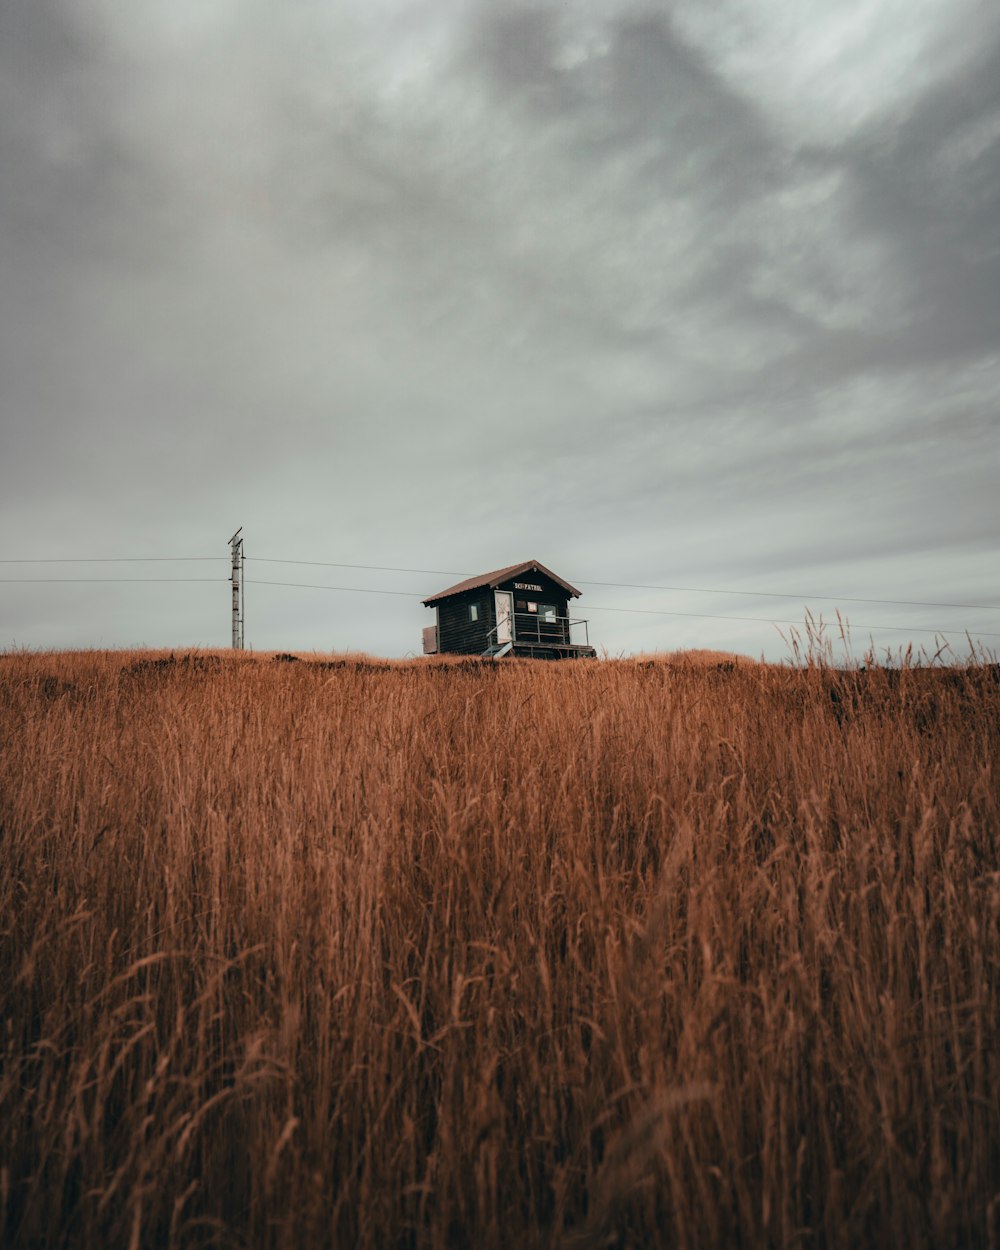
2 0 998 657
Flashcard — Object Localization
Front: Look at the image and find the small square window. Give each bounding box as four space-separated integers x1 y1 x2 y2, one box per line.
469 604 479 622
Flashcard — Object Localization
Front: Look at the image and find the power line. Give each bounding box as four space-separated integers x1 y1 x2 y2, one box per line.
0 557 224 563
249 557 471 577
243 577 1000 638
1 553 996 612
0 577 222 584
584 604 1000 638
243 556 1000 613
2 571 998 638
577 579 999 613
248 578 422 598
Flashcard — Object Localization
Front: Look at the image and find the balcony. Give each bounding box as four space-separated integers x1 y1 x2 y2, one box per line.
484 614 595 659
513 612 590 648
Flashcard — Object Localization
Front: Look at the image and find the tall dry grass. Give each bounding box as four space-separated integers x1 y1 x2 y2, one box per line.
1 647 998 1249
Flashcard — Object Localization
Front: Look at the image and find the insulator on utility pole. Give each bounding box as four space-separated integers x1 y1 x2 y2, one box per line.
228 527 244 649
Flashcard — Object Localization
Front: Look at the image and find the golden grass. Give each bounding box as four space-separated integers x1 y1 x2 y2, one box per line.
1 647 998 1249
633 649 753 667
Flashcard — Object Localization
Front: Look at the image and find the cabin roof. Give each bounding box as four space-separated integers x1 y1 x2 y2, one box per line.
422 560 582 606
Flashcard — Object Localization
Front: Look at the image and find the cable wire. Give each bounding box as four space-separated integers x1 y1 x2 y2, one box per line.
243 578 1000 638
248 579 421 598
249 557 472 577
577 579 999 612
3 554 996 611
4 559 999 637
584 604 1000 637
0 557 225 563
243 556 1000 612
0 577 223 584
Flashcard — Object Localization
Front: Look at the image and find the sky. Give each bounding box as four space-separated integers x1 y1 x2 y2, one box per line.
1 0 998 660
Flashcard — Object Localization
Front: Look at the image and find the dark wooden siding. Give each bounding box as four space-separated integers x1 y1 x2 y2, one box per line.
436 589 495 654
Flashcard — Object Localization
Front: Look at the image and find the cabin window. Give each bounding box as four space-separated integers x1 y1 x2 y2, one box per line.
469 604 479 622
539 604 557 623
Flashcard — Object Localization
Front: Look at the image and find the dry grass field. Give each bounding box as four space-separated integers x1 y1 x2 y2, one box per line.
1 647 998 1249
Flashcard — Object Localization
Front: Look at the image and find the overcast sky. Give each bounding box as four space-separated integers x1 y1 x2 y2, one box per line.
2 0 998 659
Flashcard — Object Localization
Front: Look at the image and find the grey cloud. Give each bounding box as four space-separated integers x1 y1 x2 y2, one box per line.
1 0 997 657
0 2 182 270
762 34 1000 383
470 5 565 101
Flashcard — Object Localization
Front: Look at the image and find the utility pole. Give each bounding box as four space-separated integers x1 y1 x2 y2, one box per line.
228 527 244 649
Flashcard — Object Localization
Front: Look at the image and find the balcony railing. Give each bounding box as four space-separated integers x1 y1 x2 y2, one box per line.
511 613 590 648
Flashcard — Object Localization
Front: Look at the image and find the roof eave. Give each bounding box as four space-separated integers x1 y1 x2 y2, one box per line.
423 559 582 605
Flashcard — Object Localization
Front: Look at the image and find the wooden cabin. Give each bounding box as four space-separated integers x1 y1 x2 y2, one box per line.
422 560 597 659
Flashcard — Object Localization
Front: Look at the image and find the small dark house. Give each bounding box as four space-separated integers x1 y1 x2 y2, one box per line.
422 560 597 659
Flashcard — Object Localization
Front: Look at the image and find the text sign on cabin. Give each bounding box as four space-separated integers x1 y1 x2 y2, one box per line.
514 582 543 592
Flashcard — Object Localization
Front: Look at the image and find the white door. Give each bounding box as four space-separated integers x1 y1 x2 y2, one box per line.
494 591 513 643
